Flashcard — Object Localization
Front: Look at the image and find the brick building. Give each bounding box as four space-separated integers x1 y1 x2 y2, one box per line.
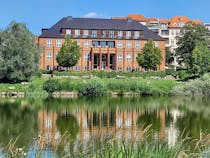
38 16 165 72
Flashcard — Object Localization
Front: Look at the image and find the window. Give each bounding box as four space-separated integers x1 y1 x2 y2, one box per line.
117 54 123 61
85 66 89 70
136 67 141 72
126 41 132 48
46 52 52 60
76 40 80 47
134 31 139 38
135 41 140 48
118 31 123 37
117 41 123 48
84 53 90 61
75 66 80 71
84 41 90 48
171 30 174 35
93 41 99 47
102 30 106 38
126 31 131 38
83 30 89 36
154 42 158 47
118 67 122 71
109 31 114 38
126 54 132 61
92 30 97 38
56 39 62 47
66 29 71 35
107 41 114 48
171 39 174 46
100 41 106 48
126 67 131 72
46 39 52 47
75 29 80 36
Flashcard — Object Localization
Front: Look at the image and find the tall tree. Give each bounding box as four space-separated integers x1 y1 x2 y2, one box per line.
176 22 209 70
136 39 162 71
0 22 40 83
191 42 210 74
56 35 80 70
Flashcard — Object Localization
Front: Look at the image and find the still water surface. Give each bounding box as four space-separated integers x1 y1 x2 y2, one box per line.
0 97 210 157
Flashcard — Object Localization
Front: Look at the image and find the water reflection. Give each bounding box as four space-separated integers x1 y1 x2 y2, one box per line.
0 97 210 156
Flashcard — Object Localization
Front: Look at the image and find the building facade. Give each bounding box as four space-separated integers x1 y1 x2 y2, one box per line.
119 14 203 67
38 16 165 72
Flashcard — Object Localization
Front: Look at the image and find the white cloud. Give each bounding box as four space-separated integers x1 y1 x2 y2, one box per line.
83 12 104 18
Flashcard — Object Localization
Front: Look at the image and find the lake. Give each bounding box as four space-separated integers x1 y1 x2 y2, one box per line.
0 96 210 157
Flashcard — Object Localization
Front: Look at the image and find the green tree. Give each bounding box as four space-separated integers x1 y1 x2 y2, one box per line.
165 47 174 65
176 22 209 71
136 39 162 71
0 22 40 83
56 35 80 70
191 43 210 74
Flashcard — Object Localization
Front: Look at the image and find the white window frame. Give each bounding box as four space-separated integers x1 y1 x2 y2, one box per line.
126 31 131 38
126 67 131 72
75 66 80 71
118 31 123 37
126 41 132 48
154 42 158 47
66 29 71 35
46 52 52 60
118 67 122 71
84 53 90 61
83 30 89 36
126 54 132 61
92 30 97 38
75 29 80 36
117 41 123 48
76 40 80 47
134 31 139 38
46 39 52 47
117 54 123 61
135 41 140 48
84 41 90 48
56 39 62 47
109 31 114 38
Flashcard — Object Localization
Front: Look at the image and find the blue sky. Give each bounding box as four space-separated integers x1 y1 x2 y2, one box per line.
0 0 210 35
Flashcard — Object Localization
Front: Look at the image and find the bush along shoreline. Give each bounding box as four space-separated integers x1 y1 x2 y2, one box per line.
42 78 179 97
171 73 210 96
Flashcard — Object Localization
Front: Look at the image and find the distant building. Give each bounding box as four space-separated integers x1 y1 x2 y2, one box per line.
38 16 165 71
114 14 203 67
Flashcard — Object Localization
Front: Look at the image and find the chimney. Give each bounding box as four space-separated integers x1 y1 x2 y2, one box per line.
41 28 48 34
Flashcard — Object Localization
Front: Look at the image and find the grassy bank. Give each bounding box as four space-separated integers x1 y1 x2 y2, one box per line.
0 75 179 97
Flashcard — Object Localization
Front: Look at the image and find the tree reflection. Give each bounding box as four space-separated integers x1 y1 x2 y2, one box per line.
0 101 38 151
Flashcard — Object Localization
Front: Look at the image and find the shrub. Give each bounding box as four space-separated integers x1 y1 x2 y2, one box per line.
78 80 106 96
43 79 59 96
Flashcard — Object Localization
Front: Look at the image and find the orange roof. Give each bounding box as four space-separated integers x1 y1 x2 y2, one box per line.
159 19 170 23
128 14 146 21
169 16 203 27
147 18 158 22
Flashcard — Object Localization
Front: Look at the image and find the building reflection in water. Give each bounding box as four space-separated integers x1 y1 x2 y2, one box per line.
38 107 179 151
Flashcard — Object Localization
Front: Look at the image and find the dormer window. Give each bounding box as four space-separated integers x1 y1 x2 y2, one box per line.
109 31 114 38
102 30 106 38
118 31 123 37
134 31 139 38
83 30 89 36
126 31 131 38
92 30 97 38
66 29 71 35
75 29 80 36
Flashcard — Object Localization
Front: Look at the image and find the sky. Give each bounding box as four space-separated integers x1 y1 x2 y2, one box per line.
0 0 210 35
